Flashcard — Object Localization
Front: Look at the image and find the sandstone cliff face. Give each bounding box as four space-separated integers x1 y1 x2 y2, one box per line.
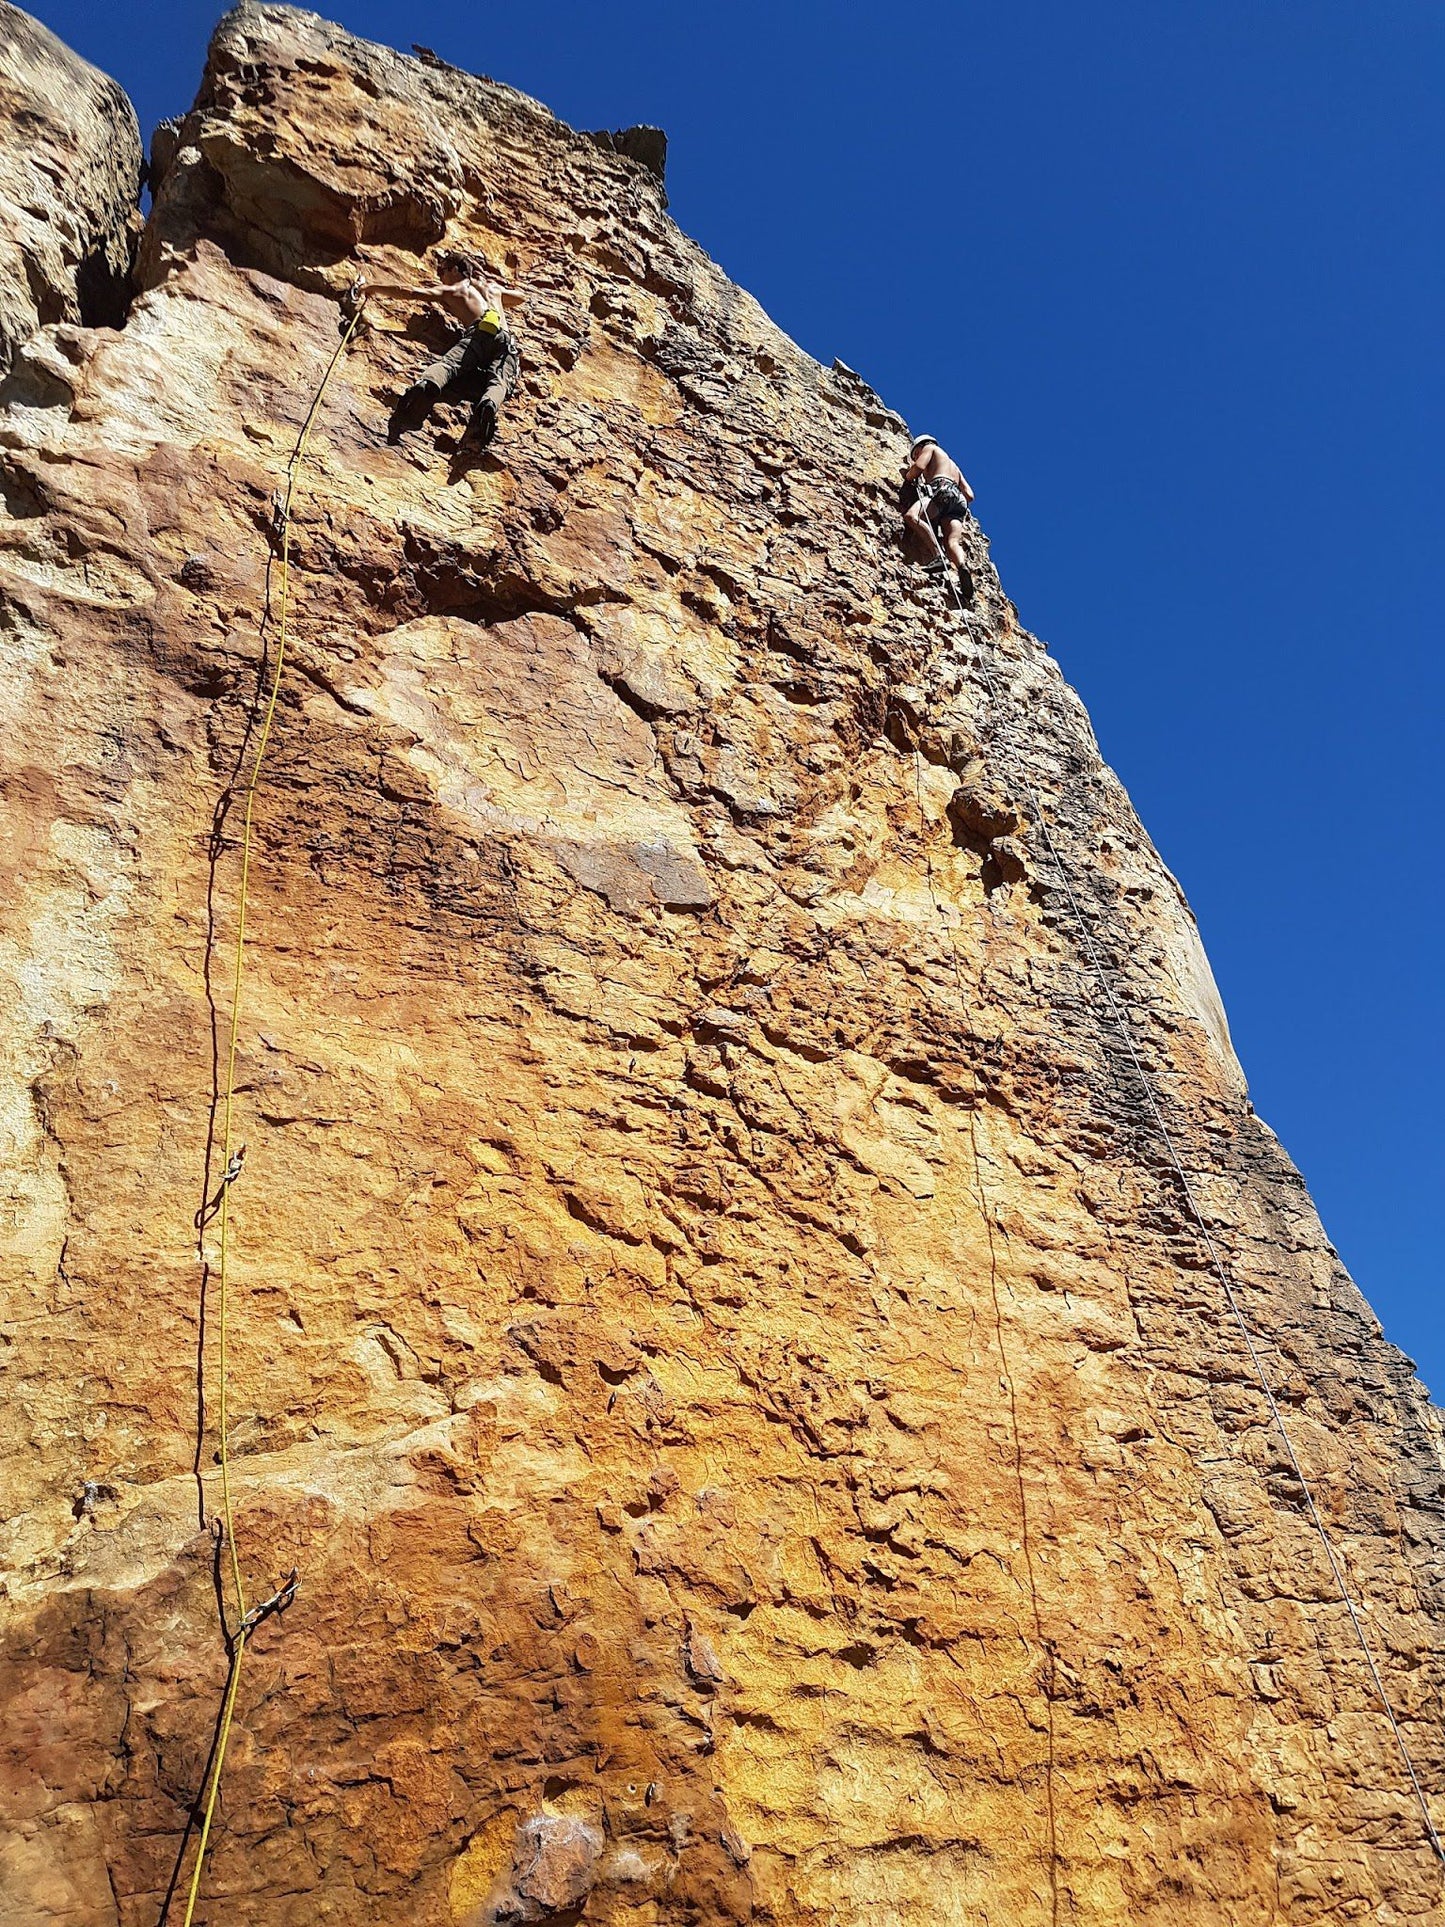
0 2 141 375
1 8 1441 1924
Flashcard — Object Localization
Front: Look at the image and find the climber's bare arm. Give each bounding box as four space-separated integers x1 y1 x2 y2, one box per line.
356 272 522 324
353 273 450 303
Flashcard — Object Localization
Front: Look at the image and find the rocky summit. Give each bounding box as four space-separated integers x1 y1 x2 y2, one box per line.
0 6 1441 1923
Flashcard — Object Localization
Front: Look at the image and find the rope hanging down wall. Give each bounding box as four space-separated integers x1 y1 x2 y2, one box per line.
171 309 365 1927
158 281 1438 1916
908 745 1063 1922
911 514 1444 1870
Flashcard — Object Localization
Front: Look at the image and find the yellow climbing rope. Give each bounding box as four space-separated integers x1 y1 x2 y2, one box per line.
178 308 363 1927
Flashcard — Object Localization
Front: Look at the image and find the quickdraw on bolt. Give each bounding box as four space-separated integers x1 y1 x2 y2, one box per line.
194 1142 247 1231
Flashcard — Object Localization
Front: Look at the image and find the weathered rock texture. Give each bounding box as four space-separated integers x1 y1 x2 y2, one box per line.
1 8 1442 1924
0 2 141 375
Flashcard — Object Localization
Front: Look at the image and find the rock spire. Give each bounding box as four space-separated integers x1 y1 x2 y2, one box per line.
0 7 1440 1922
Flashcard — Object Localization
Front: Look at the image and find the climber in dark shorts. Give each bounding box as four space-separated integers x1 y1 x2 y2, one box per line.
352 251 523 450
900 434 974 588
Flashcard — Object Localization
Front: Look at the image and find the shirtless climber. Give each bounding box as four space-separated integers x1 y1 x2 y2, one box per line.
900 434 974 588
352 251 524 451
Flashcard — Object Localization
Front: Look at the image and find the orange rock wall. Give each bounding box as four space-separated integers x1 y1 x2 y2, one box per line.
1 7 1441 1923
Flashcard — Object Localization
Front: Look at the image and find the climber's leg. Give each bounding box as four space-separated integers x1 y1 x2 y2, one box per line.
903 499 942 568
922 480 974 592
465 395 498 448
461 339 518 450
389 328 474 441
388 382 438 442
420 328 476 392
934 510 975 602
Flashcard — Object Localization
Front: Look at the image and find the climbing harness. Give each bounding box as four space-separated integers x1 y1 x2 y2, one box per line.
908 469 974 569
174 306 365 1927
911 511 1445 1868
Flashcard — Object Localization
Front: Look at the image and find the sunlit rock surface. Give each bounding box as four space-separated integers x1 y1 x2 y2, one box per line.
1 7 1441 1922
0 2 141 375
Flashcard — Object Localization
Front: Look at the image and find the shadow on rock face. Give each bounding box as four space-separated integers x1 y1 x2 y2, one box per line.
387 384 436 445
0 0 142 370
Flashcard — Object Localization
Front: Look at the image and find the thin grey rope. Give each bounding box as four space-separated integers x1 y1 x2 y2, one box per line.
912 508 1443 1865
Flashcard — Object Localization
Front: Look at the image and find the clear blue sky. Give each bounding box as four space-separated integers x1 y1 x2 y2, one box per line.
43 1 1443 1396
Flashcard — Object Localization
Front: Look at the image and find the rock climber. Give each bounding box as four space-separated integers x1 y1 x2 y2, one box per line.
352 250 523 451
900 434 974 587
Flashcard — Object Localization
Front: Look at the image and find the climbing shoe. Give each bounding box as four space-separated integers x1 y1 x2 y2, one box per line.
464 400 498 450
